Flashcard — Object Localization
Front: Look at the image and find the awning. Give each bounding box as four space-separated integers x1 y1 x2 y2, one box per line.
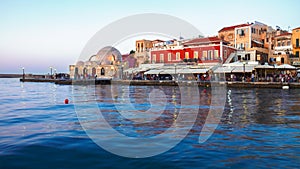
231 66 255 73
252 40 263 45
144 68 209 75
144 69 165 75
255 65 275 69
214 67 234 73
178 68 208 74
275 64 297 69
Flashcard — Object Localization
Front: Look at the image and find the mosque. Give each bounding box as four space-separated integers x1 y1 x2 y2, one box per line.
69 46 123 79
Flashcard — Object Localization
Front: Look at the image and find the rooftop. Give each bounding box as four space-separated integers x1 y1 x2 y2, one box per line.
183 36 224 46
218 23 252 32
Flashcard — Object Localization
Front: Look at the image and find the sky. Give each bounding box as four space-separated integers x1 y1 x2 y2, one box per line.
0 0 299 74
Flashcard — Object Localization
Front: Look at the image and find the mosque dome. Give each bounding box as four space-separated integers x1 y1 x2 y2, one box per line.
88 46 122 65
76 61 84 66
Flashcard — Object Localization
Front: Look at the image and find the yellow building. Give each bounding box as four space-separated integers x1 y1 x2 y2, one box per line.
218 21 269 63
292 27 300 58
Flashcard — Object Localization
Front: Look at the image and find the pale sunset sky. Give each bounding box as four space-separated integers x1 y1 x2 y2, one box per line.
0 0 299 73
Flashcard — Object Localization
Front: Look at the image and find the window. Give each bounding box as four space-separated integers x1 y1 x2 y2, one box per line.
224 50 227 58
214 50 219 59
185 52 189 59
287 41 291 46
238 55 241 60
277 42 281 47
141 43 144 52
168 53 172 61
281 41 285 46
245 54 250 60
240 43 244 49
296 39 299 47
152 54 156 63
160 54 164 63
194 51 198 59
202 51 207 60
208 50 212 60
176 52 180 60
296 51 299 57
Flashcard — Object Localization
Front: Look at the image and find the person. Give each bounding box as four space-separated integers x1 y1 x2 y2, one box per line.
251 73 255 82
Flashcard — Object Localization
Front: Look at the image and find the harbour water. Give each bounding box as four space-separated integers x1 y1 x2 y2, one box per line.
0 78 299 168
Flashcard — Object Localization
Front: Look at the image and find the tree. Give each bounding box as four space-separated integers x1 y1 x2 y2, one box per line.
129 50 135 55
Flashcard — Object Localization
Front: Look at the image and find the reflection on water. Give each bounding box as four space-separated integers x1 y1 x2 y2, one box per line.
0 79 299 168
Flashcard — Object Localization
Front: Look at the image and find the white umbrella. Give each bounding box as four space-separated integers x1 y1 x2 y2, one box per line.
255 65 275 69
276 64 297 69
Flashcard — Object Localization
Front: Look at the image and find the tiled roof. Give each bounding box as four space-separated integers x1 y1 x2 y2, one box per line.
292 27 300 30
218 23 251 32
183 36 222 45
275 32 292 37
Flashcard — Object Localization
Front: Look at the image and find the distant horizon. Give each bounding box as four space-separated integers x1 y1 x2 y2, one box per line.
1 0 299 73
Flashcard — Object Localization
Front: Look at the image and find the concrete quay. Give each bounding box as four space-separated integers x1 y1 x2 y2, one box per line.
19 78 300 89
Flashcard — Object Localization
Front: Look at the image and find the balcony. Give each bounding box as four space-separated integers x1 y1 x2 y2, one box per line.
274 45 292 51
293 45 300 49
251 47 269 54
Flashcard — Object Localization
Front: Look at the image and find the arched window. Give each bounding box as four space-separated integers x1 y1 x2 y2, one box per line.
281 58 284 64
141 43 144 52
75 67 79 79
101 67 105 75
92 67 96 77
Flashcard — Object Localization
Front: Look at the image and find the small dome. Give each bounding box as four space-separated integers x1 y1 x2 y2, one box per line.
76 61 84 66
88 46 122 65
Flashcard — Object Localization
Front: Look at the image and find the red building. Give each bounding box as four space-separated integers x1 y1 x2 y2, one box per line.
150 36 236 64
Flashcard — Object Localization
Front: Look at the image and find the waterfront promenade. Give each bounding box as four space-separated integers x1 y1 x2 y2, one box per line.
19 78 300 89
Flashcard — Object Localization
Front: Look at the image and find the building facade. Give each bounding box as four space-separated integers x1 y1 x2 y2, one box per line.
135 39 153 66
271 32 292 65
218 21 269 64
150 37 236 64
69 46 123 79
292 27 300 58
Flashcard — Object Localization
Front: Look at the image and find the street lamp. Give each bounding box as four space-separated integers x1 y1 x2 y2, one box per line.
50 66 53 79
174 63 177 81
121 64 124 80
243 61 246 82
22 67 25 80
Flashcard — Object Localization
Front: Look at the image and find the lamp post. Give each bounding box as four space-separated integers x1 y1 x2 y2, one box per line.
22 67 25 80
174 63 177 81
121 65 124 80
54 69 57 79
50 66 53 79
243 61 246 82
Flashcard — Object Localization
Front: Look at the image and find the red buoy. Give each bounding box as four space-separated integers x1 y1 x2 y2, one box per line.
64 99 69 104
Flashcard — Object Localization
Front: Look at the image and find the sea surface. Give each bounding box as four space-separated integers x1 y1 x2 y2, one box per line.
0 78 299 169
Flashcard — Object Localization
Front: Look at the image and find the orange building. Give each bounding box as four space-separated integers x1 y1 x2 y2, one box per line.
218 21 269 64
292 27 300 58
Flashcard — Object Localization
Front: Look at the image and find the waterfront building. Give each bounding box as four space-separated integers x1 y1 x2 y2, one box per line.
271 32 293 65
218 21 269 64
292 27 300 67
135 39 152 66
150 36 236 65
69 46 123 79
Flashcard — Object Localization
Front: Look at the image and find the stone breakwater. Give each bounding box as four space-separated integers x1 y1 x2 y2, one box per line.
19 78 300 89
